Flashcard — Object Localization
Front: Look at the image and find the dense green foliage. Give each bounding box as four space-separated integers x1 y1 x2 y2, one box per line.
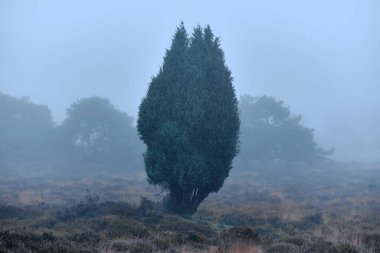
239 95 332 165
59 96 143 165
0 92 54 162
137 24 240 216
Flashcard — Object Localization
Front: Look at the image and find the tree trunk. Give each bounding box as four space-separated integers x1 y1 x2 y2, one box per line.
165 185 208 217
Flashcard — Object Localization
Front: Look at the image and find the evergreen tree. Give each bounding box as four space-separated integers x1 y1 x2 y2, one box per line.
137 23 240 216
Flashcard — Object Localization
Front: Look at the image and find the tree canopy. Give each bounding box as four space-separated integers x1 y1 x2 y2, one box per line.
239 95 333 165
0 92 54 162
137 23 240 216
59 96 142 165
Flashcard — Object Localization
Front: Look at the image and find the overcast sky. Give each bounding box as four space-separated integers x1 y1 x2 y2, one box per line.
0 0 379 161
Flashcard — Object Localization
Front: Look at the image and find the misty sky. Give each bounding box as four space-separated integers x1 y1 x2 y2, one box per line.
1 1 379 161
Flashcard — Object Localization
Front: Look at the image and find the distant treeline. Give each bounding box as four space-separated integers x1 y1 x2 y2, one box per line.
0 93 144 170
238 95 333 166
0 92 332 170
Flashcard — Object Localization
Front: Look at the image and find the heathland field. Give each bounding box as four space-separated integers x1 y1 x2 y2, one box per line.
0 161 379 253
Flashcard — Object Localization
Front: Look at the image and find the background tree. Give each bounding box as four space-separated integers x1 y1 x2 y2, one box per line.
59 96 143 167
0 92 54 163
239 95 333 165
137 24 240 216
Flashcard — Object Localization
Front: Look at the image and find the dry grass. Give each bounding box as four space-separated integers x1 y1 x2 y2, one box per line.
217 241 263 253
0 161 379 252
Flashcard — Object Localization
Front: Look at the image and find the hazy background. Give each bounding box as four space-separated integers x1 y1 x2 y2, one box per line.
1 0 379 161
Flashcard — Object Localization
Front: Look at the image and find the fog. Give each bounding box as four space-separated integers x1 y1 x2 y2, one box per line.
1 0 379 161
1 2 380 251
